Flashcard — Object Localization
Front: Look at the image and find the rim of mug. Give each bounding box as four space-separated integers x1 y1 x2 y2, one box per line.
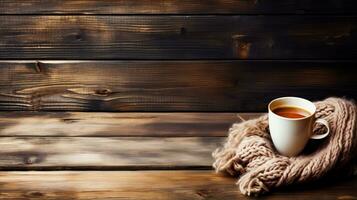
268 96 316 121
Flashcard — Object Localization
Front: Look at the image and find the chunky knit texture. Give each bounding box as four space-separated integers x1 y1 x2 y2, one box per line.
213 98 356 196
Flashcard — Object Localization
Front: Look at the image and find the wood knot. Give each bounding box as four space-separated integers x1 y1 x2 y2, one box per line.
235 41 251 59
73 29 85 41
95 89 112 96
75 33 82 41
24 155 40 165
196 189 209 199
232 35 252 59
24 191 44 197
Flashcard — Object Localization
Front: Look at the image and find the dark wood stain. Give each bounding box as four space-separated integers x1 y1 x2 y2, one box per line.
0 0 356 14
0 61 355 111
0 16 355 59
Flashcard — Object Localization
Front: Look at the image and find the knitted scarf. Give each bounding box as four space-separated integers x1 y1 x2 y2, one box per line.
213 98 356 196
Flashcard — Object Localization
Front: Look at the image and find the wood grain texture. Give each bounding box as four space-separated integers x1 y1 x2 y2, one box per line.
0 61 356 111
0 16 356 59
0 0 356 14
0 112 241 137
0 137 224 169
0 171 355 200
0 171 239 199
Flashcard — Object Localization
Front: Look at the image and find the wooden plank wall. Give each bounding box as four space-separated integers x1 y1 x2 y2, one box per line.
0 61 356 111
1 0 356 14
0 16 356 59
1 0 356 111
0 2 356 198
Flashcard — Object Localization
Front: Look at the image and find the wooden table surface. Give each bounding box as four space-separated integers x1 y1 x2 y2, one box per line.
0 112 355 199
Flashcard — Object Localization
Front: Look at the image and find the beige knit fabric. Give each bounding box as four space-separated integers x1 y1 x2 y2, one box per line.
213 98 357 196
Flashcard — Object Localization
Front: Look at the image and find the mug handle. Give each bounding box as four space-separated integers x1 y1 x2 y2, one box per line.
310 119 330 139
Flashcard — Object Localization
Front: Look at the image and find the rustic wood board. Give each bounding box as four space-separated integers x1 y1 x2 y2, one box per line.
0 137 225 169
0 171 355 200
0 112 259 169
0 16 355 59
0 0 356 14
0 112 243 137
1 61 355 111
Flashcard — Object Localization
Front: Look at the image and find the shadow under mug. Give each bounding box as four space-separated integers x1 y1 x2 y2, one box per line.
268 97 330 157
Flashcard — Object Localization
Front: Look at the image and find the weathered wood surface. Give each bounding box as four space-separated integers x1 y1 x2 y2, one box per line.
0 171 355 200
0 112 260 169
0 16 355 59
0 137 224 169
1 0 356 14
1 61 355 112
0 112 243 137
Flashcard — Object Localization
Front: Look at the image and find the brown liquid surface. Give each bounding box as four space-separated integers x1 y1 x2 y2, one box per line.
273 106 311 119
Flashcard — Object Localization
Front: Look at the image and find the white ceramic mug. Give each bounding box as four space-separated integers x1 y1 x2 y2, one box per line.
268 97 330 157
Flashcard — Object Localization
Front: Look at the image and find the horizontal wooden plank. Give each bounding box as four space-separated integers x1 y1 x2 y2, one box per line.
0 171 239 199
0 61 356 111
0 16 356 59
0 112 242 137
0 171 355 199
0 137 224 169
0 0 356 14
